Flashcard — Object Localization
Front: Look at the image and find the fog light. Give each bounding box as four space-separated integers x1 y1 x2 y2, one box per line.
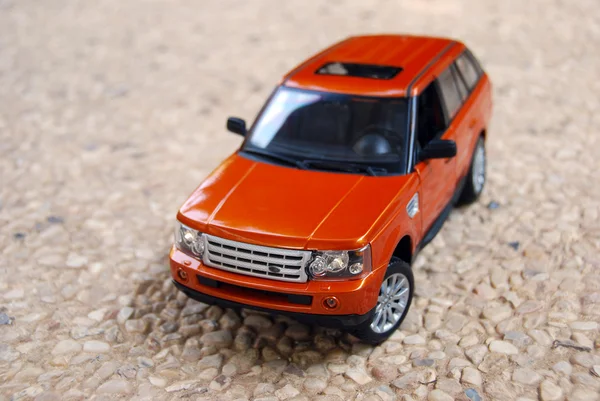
177 268 188 281
323 296 339 310
348 262 363 275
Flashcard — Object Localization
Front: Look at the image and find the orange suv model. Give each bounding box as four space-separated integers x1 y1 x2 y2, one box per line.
170 34 492 344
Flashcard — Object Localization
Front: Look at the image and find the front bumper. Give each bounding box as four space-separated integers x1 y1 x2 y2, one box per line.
169 247 383 327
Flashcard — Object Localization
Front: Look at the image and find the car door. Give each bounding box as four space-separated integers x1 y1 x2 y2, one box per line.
453 50 486 178
412 73 458 233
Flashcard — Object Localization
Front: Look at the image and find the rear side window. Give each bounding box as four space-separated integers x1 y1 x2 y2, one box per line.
437 67 463 119
455 50 482 90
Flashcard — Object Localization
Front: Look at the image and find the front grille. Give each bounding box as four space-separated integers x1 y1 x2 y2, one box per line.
202 235 311 283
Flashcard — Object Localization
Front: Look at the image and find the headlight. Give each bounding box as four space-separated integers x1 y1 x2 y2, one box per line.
174 221 205 258
308 245 371 280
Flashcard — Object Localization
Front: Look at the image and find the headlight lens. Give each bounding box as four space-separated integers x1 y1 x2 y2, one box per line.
308 245 371 280
174 221 205 258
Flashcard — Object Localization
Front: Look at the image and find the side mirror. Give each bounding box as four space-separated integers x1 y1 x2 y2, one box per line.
419 139 457 161
226 117 247 136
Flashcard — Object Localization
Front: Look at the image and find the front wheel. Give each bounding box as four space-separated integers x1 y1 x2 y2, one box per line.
457 136 486 205
352 258 414 344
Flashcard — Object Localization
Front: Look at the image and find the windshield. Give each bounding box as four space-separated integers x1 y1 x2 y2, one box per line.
242 87 409 174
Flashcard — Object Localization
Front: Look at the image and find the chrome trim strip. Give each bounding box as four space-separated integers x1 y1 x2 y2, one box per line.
202 235 311 283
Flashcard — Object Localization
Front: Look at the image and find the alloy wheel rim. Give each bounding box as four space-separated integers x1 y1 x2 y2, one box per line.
370 273 410 334
472 142 486 194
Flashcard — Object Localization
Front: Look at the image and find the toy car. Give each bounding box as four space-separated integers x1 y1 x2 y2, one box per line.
170 34 492 344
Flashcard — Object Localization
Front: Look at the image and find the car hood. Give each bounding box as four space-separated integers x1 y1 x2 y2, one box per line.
178 153 415 249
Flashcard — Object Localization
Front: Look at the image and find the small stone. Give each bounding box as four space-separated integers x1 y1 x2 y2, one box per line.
201 330 233 348
539 380 563 401
96 380 132 394
404 334 426 345
83 340 110 353
0 312 13 325
474 283 497 300
571 352 600 368
66 253 87 268
464 388 482 401
461 367 482 387
516 301 543 315
285 324 311 341
125 319 148 334
436 378 462 395
570 321 598 331
552 361 572 375
303 377 327 394
209 375 231 391
149 376 167 387
4 288 25 300
51 340 82 355
482 305 512 323
428 389 453 401
198 353 224 369
345 367 372 385
244 314 273 330
392 371 423 390
504 331 532 347
414 358 435 367
465 345 488 365
591 365 600 377
489 340 518 355
117 307 134 324
199 367 219 381
512 368 542 385
487 201 500 209
181 302 209 317
274 383 300 399
165 380 196 392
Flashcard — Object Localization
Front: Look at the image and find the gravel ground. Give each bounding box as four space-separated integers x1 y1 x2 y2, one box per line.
1 0 600 400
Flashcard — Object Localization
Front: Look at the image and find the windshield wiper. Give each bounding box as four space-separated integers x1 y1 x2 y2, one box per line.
242 148 306 169
301 159 387 176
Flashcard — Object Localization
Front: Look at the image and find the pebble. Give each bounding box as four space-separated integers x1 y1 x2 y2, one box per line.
403 334 426 345
345 367 372 385
512 368 542 385
148 375 167 387
461 367 482 387
201 330 233 347
428 389 454 401
482 305 513 323
489 340 518 355
570 321 598 331
96 379 132 394
539 380 563 401
117 307 134 324
51 340 82 355
83 340 110 353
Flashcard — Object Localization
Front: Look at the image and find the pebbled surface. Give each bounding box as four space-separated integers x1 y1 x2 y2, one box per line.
1 0 599 400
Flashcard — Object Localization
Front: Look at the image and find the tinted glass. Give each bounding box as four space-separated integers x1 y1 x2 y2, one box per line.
244 87 410 174
451 64 468 101
437 67 462 119
455 52 481 90
417 83 446 148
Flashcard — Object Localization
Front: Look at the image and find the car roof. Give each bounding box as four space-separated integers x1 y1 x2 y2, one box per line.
282 34 458 98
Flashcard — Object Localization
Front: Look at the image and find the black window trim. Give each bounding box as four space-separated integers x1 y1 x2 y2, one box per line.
454 49 483 96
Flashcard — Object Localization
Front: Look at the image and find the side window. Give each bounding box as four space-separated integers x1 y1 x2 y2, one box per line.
451 64 468 101
455 50 481 90
437 67 462 120
416 83 446 149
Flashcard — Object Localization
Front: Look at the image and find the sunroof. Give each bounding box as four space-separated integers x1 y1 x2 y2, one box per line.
316 62 402 80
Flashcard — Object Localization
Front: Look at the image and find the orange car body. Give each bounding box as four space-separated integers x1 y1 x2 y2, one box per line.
170 34 492 326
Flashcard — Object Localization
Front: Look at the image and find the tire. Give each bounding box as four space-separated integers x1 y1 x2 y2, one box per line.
352 258 414 344
457 136 486 205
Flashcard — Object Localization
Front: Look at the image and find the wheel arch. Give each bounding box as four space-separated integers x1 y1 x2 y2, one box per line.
392 235 413 266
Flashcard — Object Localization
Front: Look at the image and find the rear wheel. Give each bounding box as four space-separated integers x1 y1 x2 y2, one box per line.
458 136 486 205
352 258 414 344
